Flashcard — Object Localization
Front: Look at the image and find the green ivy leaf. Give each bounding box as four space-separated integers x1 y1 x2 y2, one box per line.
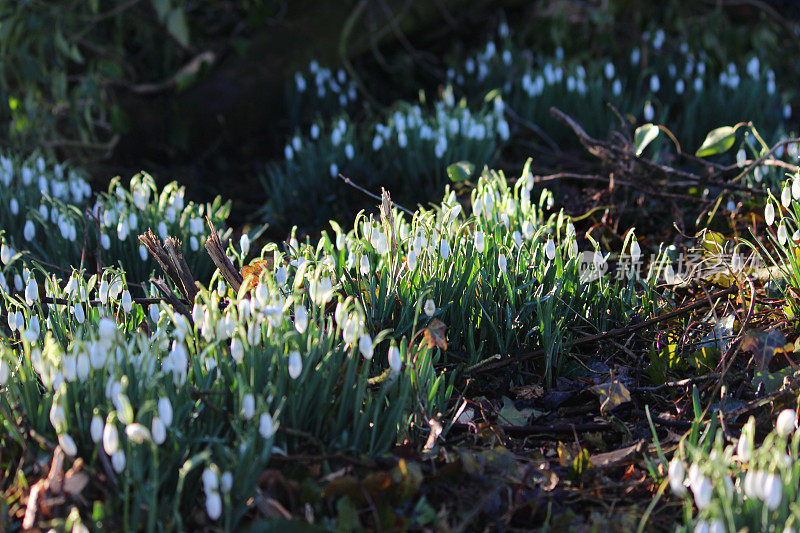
447 161 475 183
696 126 738 157
634 123 660 156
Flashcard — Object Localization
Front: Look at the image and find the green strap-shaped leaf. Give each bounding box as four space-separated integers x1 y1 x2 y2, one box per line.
695 126 738 157
634 123 660 156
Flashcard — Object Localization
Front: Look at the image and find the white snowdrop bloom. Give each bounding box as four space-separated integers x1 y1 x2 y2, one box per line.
692 475 713 509
294 305 308 333
604 62 615 79
664 263 675 284
643 102 655 122
668 458 687 496
291 135 301 152
726 199 736 212
372 134 383 151
707 520 724 533
24 316 40 341
776 409 797 437
9 197 18 215
612 79 622 96
100 233 111 250
406 249 418 271
783 186 792 207
498 253 507 273
151 416 166 445
498 119 510 141
221 472 233 494
149 304 160 323
424 299 436 317
6 311 16 332
205 491 222 520
694 77 703 92
630 48 640 65
202 467 219 493
23 220 35 241
765 202 775 226
90 414 104 443
545 239 556 260
793 178 800 200
157 221 168 240
510 231 521 249
344 143 355 160
388 345 401 373
117 219 130 241
62 355 77 382
785 104 792 120
522 221 534 240
359 254 370 275
288 351 302 379
99 317 117 340
39 204 48 220
259 412 276 438
58 434 78 457
650 75 660 93
230 337 244 364
358 334 374 359
14 274 22 292
779 223 788 245
329 162 338 178
109 278 122 300
694 521 709 533
25 276 39 305
675 79 685 94
155 397 173 428
1 243 12 264
373 232 388 255
50 403 66 432
126 423 151 444
0 359 7 386
103 421 120 456
127 212 138 231
762 473 782 510
439 239 450 260
121 291 132 313
111 450 126 473
239 233 250 257
310 123 320 139
630 240 641 263
242 393 255 420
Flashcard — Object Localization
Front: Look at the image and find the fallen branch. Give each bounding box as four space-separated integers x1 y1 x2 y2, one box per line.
204 217 243 293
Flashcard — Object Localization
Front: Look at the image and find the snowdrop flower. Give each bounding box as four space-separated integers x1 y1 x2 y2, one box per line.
779 223 788 245
259 412 276 438
668 458 687 496
692 475 713 509
221 472 233 493
50 403 67 432
25 276 39 305
359 254 370 275
474 231 485 253
294 305 308 334
406 250 418 270
101 233 111 250
0 359 7 386
111 450 126 473
776 409 797 437
126 423 151 444
288 351 302 379
631 48 640 65
650 74 660 93
612 79 622 96
783 186 792 207
793 178 800 200
90 414 103 443
99 318 117 340
121 291 132 313
707 520 724 533
545 239 556 260
604 62 615 79
329 163 338 178
9 198 18 215
358 334 374 359
424 299 436 317
498 253 507 274
157 397 173 427
522 221 534 240
664 263 675 284
1 243 13 264
242 394 255 420
58 434 78 457
23 220 35 241
765 202 775 226
630 240 641 263
240 233 250 257
694 521 709 533
439 239 450 260
205 491 222 520
152 416 166 445
99 279 109 304
762 473 782 510
230 337 244 363
388 345 401 373
675 79 685 94
643 101 655 122
103 421 120 456
149 304 160 323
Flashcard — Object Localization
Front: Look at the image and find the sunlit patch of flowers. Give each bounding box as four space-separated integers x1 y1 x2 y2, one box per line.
285 60 359 127
668 410 800 532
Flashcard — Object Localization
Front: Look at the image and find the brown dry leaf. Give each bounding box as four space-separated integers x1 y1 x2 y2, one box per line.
511 383 545 400
241 258 274 290
423 417 443 450
423 319 447 350
63 459 89 497
588 380 631 415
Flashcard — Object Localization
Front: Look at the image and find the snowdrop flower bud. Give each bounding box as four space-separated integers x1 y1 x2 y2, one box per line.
202 467 219 493
668 458 687 496
1 243 12 264
101 233 111 250
388 345 401 373
779 223 788 245
762 473 782 510
240 234 250 257
58 434 78 457
358 334 373 359
111 450 126 473
498 254 507 273
406 250 418 270
793 178 800 200
230 337 244 364
259 412 276 438
149 304 160 323
765 202 775 226
103 421 120 456
692 476 713 509
99 318 117 340
99 280 109 304
90 414 103 443
545 239 556 260
121 291 132 313
776 409 797 437
126 423 151 444
144 411 164 444
221 472 233 493
206 491 222 520
783 186 792 208
475 231 485 253
424 299 436 317
50 403 66 432
288 351 302 379
23 220 35 241
242 394 255 420
439 239 450 259
294 305 308 334
25 276 39 305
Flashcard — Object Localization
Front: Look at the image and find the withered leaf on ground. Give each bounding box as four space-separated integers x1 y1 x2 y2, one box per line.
423 319 447 350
